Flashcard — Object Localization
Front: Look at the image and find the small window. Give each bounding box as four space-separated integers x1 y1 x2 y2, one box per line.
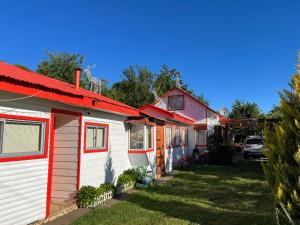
165 127 174 147
129 124 145 150
0 119 46 157
168 95 184 110
146 126 153 149
85 123 108 152
175 128 180 146
129 124 153 151
196 130 207 145
181 127 188 146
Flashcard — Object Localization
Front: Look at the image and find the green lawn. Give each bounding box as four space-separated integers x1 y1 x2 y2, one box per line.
71 159 276 225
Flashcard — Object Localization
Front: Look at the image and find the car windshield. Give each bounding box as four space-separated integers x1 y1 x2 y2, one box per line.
246 138 263 145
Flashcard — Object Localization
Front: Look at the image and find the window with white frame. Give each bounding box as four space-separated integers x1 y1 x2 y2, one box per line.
175 127 180 146
181 127 188 146
146 125 153 149
168 95 184 111
129 124 153 150
85 124 107 151
0 119 46 157
165 127 174 147
196 130 207 145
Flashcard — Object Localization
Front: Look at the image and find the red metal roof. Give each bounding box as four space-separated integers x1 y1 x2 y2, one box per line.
139 104 196 125
0 62 139 116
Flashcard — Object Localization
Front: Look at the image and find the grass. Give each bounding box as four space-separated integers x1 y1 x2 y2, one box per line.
71 158 276 225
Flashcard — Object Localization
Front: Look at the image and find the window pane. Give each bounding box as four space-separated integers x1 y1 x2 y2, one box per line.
3 121 43 154
175 128 180 146
196 131 206 145
175 96 184 109
86 127 95 149
130 124 144 149
185 129 188 145
96 127 105 148
146 126 152 149
168 95 184 110
86 125 107 150
166 127 171 147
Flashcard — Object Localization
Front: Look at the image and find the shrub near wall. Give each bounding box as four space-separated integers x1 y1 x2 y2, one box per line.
208 133 234 165
76 184 115 208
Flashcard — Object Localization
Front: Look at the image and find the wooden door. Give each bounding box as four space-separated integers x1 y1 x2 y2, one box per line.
156 125 165 178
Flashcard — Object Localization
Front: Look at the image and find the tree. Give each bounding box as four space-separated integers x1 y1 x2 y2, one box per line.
263 52 300 219
14 64 32 72
153 64 209 105
228 99 263 118
37 52 88 87
266 104 282 119
110 65 155 108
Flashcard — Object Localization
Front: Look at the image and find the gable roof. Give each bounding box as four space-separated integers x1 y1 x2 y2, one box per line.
139 104 196 125
154 86 218 114
0 62 139 116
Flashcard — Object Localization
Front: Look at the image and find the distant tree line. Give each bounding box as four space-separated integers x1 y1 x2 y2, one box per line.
14 51 281 118
16 51 209 108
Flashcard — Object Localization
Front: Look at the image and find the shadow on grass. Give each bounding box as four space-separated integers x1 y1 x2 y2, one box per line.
125 159 275 225
125 192 273 225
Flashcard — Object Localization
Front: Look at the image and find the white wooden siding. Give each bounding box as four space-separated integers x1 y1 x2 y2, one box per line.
80 112 131 187
0 92 51 225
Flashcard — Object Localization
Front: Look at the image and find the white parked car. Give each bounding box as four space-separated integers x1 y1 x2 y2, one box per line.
243 136 265 159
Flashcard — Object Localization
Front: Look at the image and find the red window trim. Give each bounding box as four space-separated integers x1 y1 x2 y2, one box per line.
84 122 109 153
196 144 207 147
168 94 185 111
128 124 154 152
0 113 50 163
128 149 154 154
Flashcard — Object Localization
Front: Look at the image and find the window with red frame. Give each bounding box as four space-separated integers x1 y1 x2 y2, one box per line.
168 95 184 111
85 124 108 151
0 118 46 157
129 124 153 150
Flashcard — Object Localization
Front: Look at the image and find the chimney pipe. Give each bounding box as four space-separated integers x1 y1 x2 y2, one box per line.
74 68 81 90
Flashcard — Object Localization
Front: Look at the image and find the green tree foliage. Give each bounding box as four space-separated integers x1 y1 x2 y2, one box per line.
266 105 282 119
14 64 32 72
37 52 88 88
263 52 300 219
110 65 155 108
229 99 263 118
153 64 209 105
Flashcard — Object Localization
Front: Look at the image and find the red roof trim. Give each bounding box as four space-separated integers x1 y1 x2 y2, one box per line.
140 104 195 125
0 62 139 116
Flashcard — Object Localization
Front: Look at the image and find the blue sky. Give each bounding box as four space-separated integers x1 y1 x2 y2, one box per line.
0 0 299 112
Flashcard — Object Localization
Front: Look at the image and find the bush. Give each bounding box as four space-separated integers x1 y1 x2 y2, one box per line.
175 156 190 168
135 165 153 185
98 183 115 195
208 133 234 165
76 185 98 207
123 168 139 181
116 173 136 187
